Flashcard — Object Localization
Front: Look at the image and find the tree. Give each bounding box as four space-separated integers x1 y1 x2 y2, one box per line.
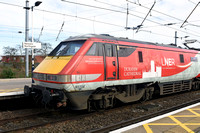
16 44 25 55
35 42 53 56
3 46 18 55
29 38 53 56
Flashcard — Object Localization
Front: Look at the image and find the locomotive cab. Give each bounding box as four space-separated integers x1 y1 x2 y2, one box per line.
34 40 85 74
25 39 87 108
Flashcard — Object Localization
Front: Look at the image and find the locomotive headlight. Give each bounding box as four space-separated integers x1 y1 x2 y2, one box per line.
33 73 46 80
58 75 72 82
47 75 57 81
48 75 72 82
33 73 72 83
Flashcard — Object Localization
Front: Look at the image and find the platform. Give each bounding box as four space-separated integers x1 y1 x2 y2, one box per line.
111 102 200 133
0 78 31 100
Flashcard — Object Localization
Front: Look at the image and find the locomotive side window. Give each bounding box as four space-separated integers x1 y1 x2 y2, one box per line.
138 51 143 62
49 40 85 56
86 43 115 57
86 43 97 56
118 46 136 57
180 54 184 63
98 44 103 56
104 44 116 57
105 44 112 57
86 43 103 56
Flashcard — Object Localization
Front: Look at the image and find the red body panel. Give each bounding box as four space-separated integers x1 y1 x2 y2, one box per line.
34 37 200 84
75 56 104 81
64 38 199 83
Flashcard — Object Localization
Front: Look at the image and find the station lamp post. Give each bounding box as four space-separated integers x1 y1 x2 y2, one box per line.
24 0 42 78
31 1 42 83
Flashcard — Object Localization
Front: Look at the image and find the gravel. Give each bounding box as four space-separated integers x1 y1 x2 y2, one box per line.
1 90 200 133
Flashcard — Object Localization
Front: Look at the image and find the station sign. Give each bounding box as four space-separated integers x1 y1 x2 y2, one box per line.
22 42 41 49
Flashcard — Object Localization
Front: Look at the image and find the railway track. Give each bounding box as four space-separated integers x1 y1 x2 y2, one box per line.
87 98 200 133
0 90 200 133
0 109 88 133
0 109 55 125
0 97 35 111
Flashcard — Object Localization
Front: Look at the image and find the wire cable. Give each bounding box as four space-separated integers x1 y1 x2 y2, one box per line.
60 0 200 37
1 1 200 38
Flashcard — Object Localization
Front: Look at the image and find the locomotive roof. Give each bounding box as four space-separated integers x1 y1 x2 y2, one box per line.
63 34 184 49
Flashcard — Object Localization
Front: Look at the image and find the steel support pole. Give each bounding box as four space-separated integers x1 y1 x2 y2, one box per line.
31 7 35 83
175 31 177 46
25 0 29 77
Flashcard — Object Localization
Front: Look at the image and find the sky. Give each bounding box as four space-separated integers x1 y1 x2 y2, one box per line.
0 0 200 56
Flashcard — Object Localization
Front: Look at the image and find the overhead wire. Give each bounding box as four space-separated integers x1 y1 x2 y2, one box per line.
93 0 177 28
127 0 200 30
104 28 175 39
188 0 197 5
0 0 199 32
0 1 22 8
56 21 65 41
94 0 200 28
0 1 195 32
38 26 44 41
35 8 124 28
0 1 200 40
180 1 200 28
0 1 124 28
61 0 163 25
136 1 156 33
60 0 200 37
126 0 184 22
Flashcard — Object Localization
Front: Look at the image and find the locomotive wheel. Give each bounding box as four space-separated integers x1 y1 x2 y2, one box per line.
142 89 149 102
193 82 199 90
32 93 43 106
88 96 116 112
141 87 154 102
197 82 200 90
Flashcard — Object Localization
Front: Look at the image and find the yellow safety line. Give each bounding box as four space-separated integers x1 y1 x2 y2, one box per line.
173 115 200 117
4 88 23 92
5 88 23 92
0 88 21 91
0 88 23 93
187 109 200 116
184 123 200 125
148 123 200 126
143 124 153 133
148 123 177 125
142 108 200 133
168 116 194 133
190 108 200 110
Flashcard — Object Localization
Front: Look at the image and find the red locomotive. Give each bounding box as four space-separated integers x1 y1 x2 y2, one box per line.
24 34 200 111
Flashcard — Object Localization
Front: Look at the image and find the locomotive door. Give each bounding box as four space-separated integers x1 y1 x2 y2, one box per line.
103 44 118 80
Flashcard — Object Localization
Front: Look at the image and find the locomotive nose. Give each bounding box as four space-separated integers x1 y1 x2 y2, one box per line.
33 56 73 74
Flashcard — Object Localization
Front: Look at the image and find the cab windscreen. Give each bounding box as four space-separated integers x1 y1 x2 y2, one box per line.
49 40 85 56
